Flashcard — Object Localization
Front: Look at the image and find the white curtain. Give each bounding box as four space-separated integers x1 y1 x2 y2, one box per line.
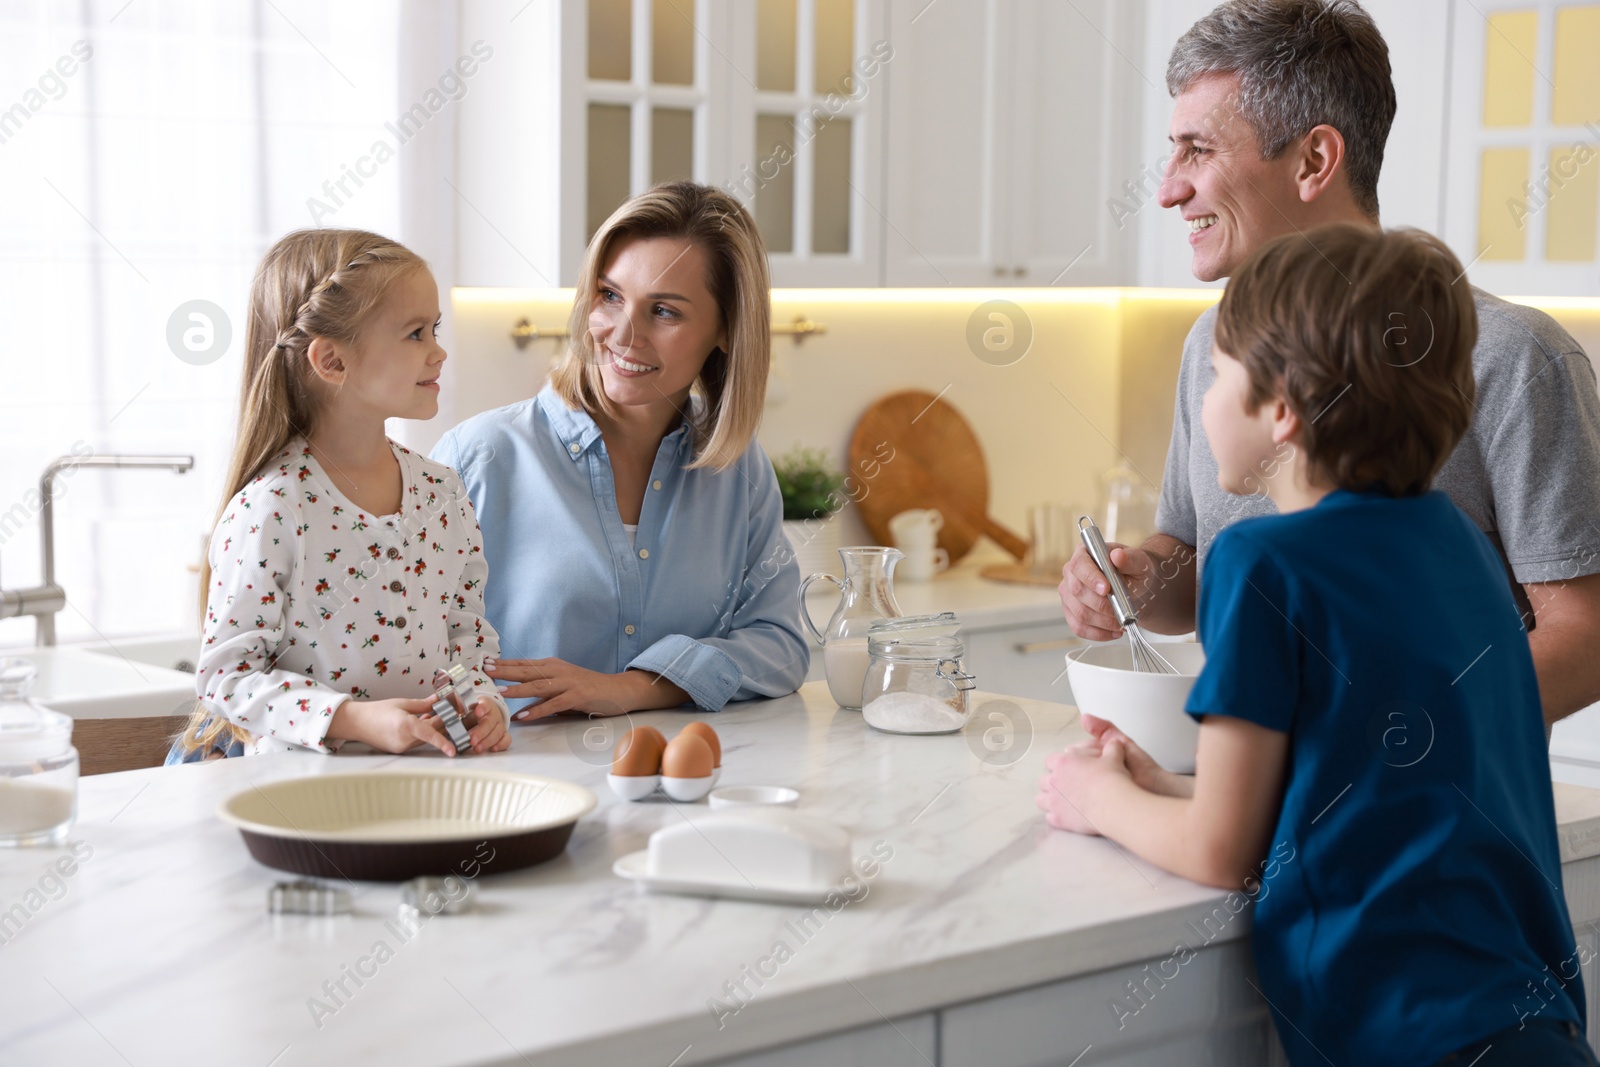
0 0 413 646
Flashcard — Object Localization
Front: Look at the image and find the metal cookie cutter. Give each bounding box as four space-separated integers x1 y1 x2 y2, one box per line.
429 664 481 753
268 879 351 915
399 874 475 916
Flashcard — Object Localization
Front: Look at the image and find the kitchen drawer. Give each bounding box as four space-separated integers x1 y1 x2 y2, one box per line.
704 1013 936 1067
964 621 1081 705
940 939 1282 1067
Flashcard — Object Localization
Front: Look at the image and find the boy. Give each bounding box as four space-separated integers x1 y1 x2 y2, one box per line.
1037 225 1592 1065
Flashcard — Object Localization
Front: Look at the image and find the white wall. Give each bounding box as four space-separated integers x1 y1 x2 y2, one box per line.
443 290 1129 555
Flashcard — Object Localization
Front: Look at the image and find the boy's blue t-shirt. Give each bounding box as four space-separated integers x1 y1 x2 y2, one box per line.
1187 488 1582 1064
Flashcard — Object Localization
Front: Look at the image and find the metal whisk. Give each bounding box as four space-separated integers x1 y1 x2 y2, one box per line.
1078 516 1178 674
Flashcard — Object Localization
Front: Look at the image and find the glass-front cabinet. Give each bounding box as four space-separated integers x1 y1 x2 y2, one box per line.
573 0 887 286
1444 0 1600 295
455 0 1140 287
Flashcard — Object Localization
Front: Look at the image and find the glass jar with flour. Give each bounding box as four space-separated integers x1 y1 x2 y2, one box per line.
861 616 976 735
0 659 79 847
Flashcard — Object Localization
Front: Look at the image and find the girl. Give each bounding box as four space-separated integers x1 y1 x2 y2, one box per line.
431 182 807 719
169 230 509 761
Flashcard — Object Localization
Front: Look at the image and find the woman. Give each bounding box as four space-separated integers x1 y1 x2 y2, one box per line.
431 182 808 718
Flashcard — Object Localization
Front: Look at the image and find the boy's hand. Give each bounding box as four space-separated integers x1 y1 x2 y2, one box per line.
1037 739 1134 834
1078 715 1195 798
1060 543 1154 641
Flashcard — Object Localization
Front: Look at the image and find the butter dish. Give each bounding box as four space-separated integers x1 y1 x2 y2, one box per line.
613 809 851 904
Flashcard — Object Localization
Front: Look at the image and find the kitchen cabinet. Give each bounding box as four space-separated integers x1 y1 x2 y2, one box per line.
460 0 1592 292
723 0 891 287
940 940 1287 1067
457 0 1138 288
963 619 1078 706
1440 0 1600 297
455 0 888 288
706 1015 936 1066
1550 700 1600 790
881 0 1145 287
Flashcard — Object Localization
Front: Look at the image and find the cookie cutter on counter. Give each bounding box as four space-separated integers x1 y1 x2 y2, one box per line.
399 874 475 916
267 879 351 915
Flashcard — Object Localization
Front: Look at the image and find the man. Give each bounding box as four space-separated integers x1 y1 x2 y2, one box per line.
1060 0 1600 725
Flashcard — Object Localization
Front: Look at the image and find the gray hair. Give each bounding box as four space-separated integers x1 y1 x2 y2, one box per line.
1167 0 1396 217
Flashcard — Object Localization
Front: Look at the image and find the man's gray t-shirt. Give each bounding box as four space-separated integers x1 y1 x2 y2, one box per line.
1156 289 1600 613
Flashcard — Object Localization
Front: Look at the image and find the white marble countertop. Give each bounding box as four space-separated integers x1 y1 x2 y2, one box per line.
5 683 1600 1067
805 549 1064 632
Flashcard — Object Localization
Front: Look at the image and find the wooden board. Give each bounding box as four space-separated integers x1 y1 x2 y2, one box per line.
849 390 1028 563
979 562 1063 588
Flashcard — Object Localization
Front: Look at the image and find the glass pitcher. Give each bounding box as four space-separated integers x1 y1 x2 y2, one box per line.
799 547 905 710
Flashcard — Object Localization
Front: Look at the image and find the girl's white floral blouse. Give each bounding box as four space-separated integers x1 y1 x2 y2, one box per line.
197 438 506 755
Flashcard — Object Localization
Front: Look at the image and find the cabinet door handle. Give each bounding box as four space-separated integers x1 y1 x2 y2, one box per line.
1015 638 1083 655
1012 265 1027 277
993 264 1008 277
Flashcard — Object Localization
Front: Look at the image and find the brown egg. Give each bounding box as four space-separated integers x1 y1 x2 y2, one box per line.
612 726 666 777
678 722 721 767
661 732 714 780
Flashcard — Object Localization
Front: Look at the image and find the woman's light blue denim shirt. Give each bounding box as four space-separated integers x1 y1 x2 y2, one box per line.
431 386 809 711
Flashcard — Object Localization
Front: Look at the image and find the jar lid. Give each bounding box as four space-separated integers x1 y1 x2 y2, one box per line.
866 612 962 641
0 659 75 763
868 632 966 661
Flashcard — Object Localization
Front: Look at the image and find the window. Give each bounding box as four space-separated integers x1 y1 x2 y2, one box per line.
0 1 405 647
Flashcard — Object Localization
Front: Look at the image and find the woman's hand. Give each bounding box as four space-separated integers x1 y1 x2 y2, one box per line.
1078 714 1195 798
1036 738 1133 835
328 697 457 755
485 659 689 720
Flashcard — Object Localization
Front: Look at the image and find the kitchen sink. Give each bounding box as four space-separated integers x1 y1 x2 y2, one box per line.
82 633 200 675
4 644 197 720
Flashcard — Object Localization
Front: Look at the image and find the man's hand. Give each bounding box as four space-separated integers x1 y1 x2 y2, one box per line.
1524 572 1600 725
1060 543 1154 641
1059 533 1198 639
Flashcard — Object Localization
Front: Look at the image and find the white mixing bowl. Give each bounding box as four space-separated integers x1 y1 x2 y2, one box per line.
1065 641 1206 774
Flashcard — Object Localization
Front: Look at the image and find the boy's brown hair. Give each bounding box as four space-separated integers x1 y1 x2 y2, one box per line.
1215 224 1478 497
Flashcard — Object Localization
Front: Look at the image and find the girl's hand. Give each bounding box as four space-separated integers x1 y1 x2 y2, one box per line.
465 698 511 753
486 658 631 720
329 697 458 756
1036 739 1133 835
1077 714 1194 798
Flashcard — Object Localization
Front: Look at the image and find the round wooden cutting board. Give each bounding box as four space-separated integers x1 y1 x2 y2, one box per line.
849 390 1028 563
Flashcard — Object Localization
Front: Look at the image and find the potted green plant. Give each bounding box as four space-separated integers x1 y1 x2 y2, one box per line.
772 446 846 578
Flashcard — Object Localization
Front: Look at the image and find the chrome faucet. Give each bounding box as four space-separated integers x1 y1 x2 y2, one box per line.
0 453 194 646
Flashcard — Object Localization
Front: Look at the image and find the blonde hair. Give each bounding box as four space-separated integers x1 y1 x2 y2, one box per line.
550 181 770 471
177 229 427 756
